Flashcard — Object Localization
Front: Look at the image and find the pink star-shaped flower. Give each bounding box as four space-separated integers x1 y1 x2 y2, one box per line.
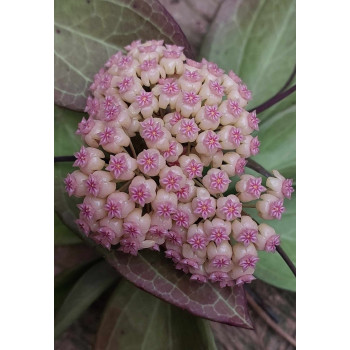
185 159 203 179
247 177 266 198
250 136 260 155
104 199 122 219
227 100 242 117
99 126 115 145
212 256 231 268
137 151 158 172
136 91 153 108
64 174 76 196
238 229 258 246
229 127 243 146
85 174 99 196
204 131 221 151
235 158 247 176
73 146 88 167
180 119 200 138
183 91 200 105
239 255 259 271
194 199 215 219
106 154 127 178
176 185 190 200
204 105 221 121
172 210 189 228
210 171 231 192
166 231 182 246
77 203 94 221
162 81 180 96
143 122 164 142
123 222 141 238
209 227 229 244
248 111 260 130
76 117 95 135
129 184 150 206
282 179 294 199
188 233 207 250
118 76 133 93
222 199 242 221
184 69 202 82
156 202 176 218
140 58 157 71
269 200 285 220
160 171 182 192
169 112 183 126
265 235 280 252
209 80 224 96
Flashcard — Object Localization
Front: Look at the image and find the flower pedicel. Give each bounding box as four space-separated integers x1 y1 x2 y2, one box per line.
65 40 294 288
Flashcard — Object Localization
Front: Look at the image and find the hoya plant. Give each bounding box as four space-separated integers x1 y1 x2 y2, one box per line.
54 0 295 348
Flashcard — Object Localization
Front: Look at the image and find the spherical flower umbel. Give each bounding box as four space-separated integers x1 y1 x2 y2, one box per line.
65 40 294 288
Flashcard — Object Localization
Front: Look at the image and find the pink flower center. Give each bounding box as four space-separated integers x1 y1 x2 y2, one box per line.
123 223 141 237
74 146 88 167
248 111 260 130
194 198 214 219
85 97 99 117
210 171 231 192
209 80 224 96
176 185 190 200
207 62 224 77
129 184 150 206
99 127 115 145
136 91 153 108
169 112 183 126
138 151 158 172
78 203 94 220
222 199 241 220
239 84 252 100
227 99 242 117
184 69 201 82
238 229 258 246
143 122 164 142
185 159 203 179
188 233 207 250
229 127 243 146
265 235 280 252
247 177 266 198
105 199 122 219
160 171 182 192
183 91 200 105
118 76 133 93
118 56 132 69
204 131 221 151
162 142 177 159
106 155 127 178
64 174 76 196
157 202 175 218
162 81 180 96
166 231 182 246
235 158 247 176
140 58 157 71
204 105 221 121
76 117 95 135
209 227 229 244
172 210 189 228
212 256 230 268
239 255 259 271
180 119 200 137
282 179 294 199
86 175 99 196
250 136 260 155
269 200 285 220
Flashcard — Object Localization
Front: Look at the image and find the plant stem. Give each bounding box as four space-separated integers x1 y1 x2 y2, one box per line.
277 66 296 95
54 155 76 162
246 158 272 178
276 246 296 277
246 293 296 347
249 85 296 115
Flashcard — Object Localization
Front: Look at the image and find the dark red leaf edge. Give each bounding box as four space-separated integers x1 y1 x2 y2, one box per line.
73 231 253 329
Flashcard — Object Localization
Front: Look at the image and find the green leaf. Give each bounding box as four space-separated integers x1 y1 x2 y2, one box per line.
54 105 84 156
252 102 296 180
55 0 193 110
55 257 101 311
55 260 119 338
55 213 81 245
95 280 217 350
199 0 296 108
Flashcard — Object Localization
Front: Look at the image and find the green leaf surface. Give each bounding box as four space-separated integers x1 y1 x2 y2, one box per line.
55 260 119 338
55 212 82 245
54 105 83 156
95 280 217 350
199 0 296 109
55 257 101 311
252 102 296 180
55 0 193 110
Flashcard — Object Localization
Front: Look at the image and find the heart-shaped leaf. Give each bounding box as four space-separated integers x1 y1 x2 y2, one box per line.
95 280 218 350
55 0 193 110
55 260 119 338
199 0 296 109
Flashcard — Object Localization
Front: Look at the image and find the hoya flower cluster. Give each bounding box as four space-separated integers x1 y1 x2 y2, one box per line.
64 40 294 288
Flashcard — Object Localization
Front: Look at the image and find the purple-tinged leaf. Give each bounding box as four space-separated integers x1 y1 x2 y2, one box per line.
55 0 192 111
100 248 253 329
95 280 218 350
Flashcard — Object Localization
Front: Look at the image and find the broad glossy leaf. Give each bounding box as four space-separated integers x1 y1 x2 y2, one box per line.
55 260 119 337
54 105 83 156
95 280 218 350
55 0 192 110
55 213 81 245
200 0 296 108
252 102 296 179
